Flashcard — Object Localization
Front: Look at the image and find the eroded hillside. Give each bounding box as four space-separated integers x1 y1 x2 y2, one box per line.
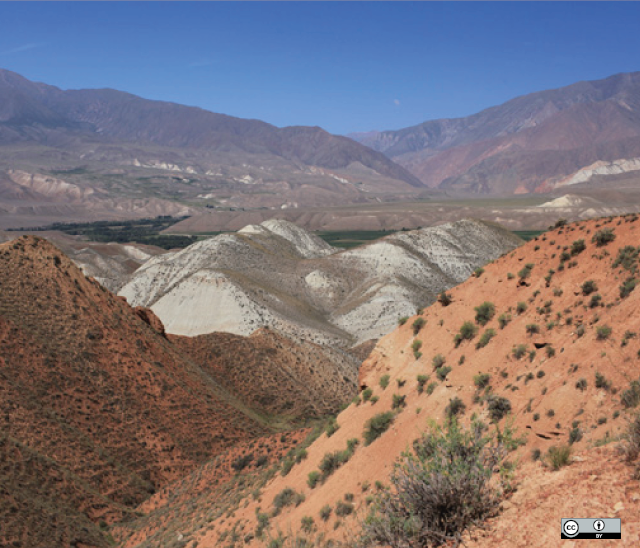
116 214 640 548
120 219 521 346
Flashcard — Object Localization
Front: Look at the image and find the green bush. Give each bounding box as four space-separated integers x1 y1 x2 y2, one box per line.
516 301 527 314
581 280 598 295
473 373 491 389
392 394 407 410
621 379 640 409
592 228 616 246
570 239 586 255
474 302 496 326
335 500 354 517
307 470 322 489
575 378 587 392
362 388 373 402
526 323 540 335
546 445 572 470
432 354 446 369
417 374 429 393
325 417 340 437
476 328 496 349
319 505 332 521
398 316 409 326
301 516 315 533
459 321 478 341
438 291 452 306
436 366 452 381
445 397 466 419
363 412 395 446
518 263 534 281
361 418 511 548
412 317 426 335
595 372 611 391
620 277 637 298
487 396 512 422
512 344 527 359
596 325 612 340
613 245 640 272
379 374 390 389
426 382 438 395
272 487 304 515
498 313 512 329
474 267 485 278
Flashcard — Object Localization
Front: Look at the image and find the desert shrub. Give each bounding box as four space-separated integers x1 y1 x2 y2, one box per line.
498 313 512 329
621 379 640 409
518 263 534 281
438 291 452 306
362 388 373 402
445 397 466 419
436 366 452 381
432 354 446 369
596 325 612 340
335 500 354 517
459 321 478 341
545 345 556 358
363 412 395 446
588 294 602 308
470 375 490 392
319 452 344 476
620 277 637 298
392 394 407 410
272 487 304 515
361 418 510 548
280 457 295 476
426 382 438 395
595 372 611 391
546 445 572 470
592 228 616 246
525 323 540 335
619 413 640 479
512 344 527 359
476 328 496 349
417 374 429 393
575 378 587 391
379 374 390 390
516 301 527 314
570 239 586 256
569 427 583 445
319 505 332 521
398 316 409 326
412 317 426 335
325 417 340 437
613 245 640 272
581 280 597 295
473 267 485 278
256 512 270 537
307 470 321 489
507 272 515 280
487 396 512 422
300 516 315 533
232 453 254 472
474 302 496 326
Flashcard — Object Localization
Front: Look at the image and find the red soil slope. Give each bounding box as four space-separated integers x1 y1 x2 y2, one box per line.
125 214 640 548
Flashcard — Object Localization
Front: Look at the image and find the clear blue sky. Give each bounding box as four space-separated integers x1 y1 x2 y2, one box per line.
1 2 639 135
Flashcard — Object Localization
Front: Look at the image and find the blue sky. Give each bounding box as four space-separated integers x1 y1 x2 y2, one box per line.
1 2 640 135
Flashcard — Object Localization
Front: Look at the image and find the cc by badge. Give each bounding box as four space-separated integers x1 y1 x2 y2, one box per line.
563 520 579 537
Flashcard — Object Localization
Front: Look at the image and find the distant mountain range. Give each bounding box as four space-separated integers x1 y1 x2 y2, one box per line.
350 71 640 194
0 68 422 227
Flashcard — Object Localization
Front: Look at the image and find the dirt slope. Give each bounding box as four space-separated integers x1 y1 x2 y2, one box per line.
121 214 640 547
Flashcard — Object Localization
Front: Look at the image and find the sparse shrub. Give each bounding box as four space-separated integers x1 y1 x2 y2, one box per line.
533 413 540 421
473 373 491 389
459 321 478 341
589 294 602 308
412 317 426 335
398 316 409 326
576 324 586 338
307 471 321 489
379 374 390 390
392 394 407 410
280 457 295 476
595 372 611 391
446 397 466 418
476 328 496 349
432 354 446 369
592 228 616 246
570 239 586 256
569 427 583 445
473 267 485 278
518 263 534 281
325 417 340 437
613 245 640 272
516 301 527 314
526 323 540 335
547 409 555 417
621 380 640 409
301 516 315 533
412 339 423 354
362 388 373 402
507 272 515 280
619 413 640 479
426 382 438 395
436 366 452 381
620 277 637 298
363 412 395 446
272 488 304 515
575 378 587 392
417 374 429 393
361 418 510 548
487 396 512 422
319 505 332 521
232 453 254 472
335 501 354 517
438 291 452 306
512 344 527 359
498 313 512 329
581 280 597 295
596 325 612 340
370 395 379 404
532 448 542 461
546 445 572 470
545 345 556 358
474 301 496 326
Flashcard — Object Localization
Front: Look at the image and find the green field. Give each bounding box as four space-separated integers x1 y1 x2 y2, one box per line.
315 229 398 249
512 230 545 241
